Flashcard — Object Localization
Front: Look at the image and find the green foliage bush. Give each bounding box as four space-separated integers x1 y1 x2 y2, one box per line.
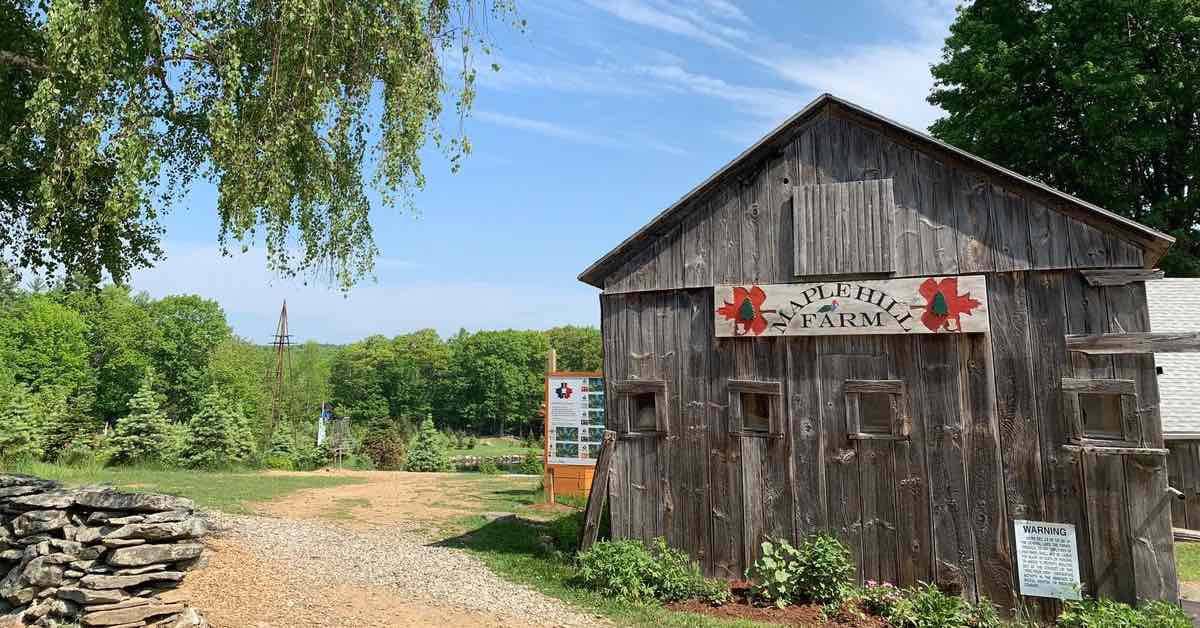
576 539 658 602
0 384 42 462
108 374 170 465
519 450 544 475
1057 598 1191 628
477 457 499 475
747 534 853 607
360 418 409 470
576 538 728 605
857 581 1000 628
404 417 449 472
547 512 582 553
181 387 244 469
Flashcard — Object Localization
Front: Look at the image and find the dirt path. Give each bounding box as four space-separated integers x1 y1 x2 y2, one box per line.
178 471 604 628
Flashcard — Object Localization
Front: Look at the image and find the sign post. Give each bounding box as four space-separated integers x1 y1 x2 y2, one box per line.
543 369 605 501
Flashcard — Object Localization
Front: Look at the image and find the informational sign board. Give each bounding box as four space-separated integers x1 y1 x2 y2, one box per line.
714 276 989 337
546 373 605 466
1013 520 1082 600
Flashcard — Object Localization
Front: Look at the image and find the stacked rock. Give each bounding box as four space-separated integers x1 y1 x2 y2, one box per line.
0 475 209 627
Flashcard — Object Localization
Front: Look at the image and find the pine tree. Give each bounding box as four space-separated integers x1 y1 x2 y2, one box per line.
404 416 449 472
0 384 42 461
109 373 170 465
182 387 239 469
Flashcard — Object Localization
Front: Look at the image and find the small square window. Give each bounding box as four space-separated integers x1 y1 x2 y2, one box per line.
859 392 893 434
844 380 906 440
1060 378 1138 447
728 380 783 437
742 392 772 432
632 393 658 432
1080 393 1123 440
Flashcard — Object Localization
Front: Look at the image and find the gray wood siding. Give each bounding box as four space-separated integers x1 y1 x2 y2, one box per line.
793 179 895 276
600 267 1176 610
603 115 1146 294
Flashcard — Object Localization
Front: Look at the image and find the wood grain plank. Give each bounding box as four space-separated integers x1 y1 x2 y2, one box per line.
890 335 933 586
682 199 714 288
918 336 978 598
787 337 825 537
1124 453 1179 602
961 332 1015 608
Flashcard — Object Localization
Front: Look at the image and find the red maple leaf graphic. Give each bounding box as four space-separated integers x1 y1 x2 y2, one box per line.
918 277 982 332
716 286 773 336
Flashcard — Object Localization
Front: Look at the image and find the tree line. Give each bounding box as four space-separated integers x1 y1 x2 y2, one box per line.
0 270 600 469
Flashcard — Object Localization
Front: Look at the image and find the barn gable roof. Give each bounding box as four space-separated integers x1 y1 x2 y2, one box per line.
578 93 1173 289
1148 279 1200 439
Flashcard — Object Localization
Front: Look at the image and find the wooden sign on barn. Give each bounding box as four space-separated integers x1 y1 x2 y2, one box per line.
579 93 1191 616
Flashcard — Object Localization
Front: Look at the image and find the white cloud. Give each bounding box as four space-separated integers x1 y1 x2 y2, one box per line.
476 110 621 146
632 64 809 122
475 110 688 156
131 243 600 344
582 0 746 54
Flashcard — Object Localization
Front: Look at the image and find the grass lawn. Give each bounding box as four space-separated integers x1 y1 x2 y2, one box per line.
451 436 537 458
2 461 364 514
1178 542 1200 581
442 514 766 628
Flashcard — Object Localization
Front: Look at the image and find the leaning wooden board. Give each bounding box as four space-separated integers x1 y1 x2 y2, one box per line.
714 276 989 337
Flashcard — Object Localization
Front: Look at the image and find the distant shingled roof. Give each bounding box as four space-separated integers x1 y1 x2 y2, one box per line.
1148 279 1200 439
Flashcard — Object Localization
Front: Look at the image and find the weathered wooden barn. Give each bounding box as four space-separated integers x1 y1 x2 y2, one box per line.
1149 280 1200 527
580 94 1186 611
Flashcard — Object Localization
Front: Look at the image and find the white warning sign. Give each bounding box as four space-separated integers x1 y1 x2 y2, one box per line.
1013 520 1081 600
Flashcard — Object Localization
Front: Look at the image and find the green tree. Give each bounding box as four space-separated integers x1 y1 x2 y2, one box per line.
0 0 518 288
0 383 41 461
0 294 93 393
444 330 549 434
33 383 100 454
545 325 602 372
182 387 243 469
929 0 1200 274
204 336 271 445
64 285 160 426
404 416 449 472
150 295 231 421
109 372 170 465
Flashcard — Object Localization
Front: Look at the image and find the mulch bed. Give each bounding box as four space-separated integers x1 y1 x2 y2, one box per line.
667 582 890 627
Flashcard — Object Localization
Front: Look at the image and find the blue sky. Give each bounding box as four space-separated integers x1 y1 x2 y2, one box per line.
130 0 960 344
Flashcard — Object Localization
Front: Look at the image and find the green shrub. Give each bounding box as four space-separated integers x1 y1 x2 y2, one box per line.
519 450 544 475
181 387 243 469
360 419 408 470
1057 598 1191 628
883 582 992 628
405 417 449 472
0 384 42 462
746 537 803 607
262 454 295 470
109 374 170 465
548 511 583 553
465 436 478 449
861 581 905 616
576 539 658 602
746 534 854 607
478 457 499 475
576 537 725 604
645 538 712 603
792 533 854 605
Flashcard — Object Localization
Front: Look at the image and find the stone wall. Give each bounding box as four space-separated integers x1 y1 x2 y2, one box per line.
0 475 208 628
449 454 526 470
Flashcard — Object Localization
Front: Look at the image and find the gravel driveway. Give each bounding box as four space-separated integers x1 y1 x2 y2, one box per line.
175 475 607 628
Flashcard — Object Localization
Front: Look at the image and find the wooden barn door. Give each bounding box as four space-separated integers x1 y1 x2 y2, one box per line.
814 335 982 595
815 338 905 586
